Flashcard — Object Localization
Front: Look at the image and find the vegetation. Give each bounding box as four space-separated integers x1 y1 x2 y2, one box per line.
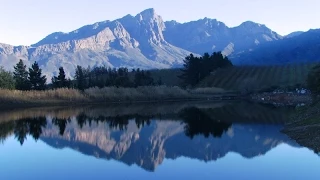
199 63 316 93
179 52 232 87
85 86 191 102
52 67 71 88
13 60 30 90
307 64 320 94
28 61 47 90
0 86 219 107
0 52 316 107
0 67 15 90
0 88 88 105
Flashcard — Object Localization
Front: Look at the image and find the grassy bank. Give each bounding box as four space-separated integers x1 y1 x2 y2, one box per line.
0 86 234 108
282 100 320 153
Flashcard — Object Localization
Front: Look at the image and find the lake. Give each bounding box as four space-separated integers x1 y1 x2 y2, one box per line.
0 101 319 179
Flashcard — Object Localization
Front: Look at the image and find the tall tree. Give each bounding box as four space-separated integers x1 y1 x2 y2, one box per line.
74 65 86 90
52 67 70 88
0 67 15 89
13 59 30 90
28 61 47 90
179 54 202 87
179 52 233 87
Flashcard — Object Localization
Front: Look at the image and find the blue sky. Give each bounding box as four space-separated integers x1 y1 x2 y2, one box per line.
1 0 319 46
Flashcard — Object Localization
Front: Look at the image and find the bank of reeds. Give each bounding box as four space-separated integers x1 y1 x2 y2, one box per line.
0 86 235 108
0 86 205 107
85 86 193 102
0 88 89 106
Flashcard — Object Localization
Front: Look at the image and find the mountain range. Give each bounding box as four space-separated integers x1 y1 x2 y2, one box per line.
0 8 319 78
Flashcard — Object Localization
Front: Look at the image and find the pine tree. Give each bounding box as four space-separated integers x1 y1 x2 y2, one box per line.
28 61 47 90
74 66 86 90
13 59 30 90
179 52 233 87
52 67 69 88
179 54 202 87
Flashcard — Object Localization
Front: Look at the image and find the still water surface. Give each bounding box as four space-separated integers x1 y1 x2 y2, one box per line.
0 102 319 179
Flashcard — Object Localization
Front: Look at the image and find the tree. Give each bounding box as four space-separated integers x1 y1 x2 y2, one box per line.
307 64 320 94
179 52 233 87
28 61 47 90
179 53 202 87
13 59 30 90
134 69 154 87
52 67 70 88
0 67 15 89
74 66 86 90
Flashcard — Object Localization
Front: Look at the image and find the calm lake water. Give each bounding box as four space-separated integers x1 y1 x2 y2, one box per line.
0 102 319 180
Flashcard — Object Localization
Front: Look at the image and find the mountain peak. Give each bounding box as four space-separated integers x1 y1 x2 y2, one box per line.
239 21 265 28
135 8 159 21
140 8 156 14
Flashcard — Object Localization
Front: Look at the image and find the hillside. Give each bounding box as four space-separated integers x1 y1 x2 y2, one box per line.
232 29 320 65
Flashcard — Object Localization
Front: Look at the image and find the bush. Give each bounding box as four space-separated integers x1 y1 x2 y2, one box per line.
0 67 15 90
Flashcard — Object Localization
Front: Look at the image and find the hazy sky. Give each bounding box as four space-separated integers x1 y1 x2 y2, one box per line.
1 0 319 46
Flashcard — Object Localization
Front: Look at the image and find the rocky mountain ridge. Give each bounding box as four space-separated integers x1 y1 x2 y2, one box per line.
0 8 310 79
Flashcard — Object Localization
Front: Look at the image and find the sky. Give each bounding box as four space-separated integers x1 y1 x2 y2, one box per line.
1 0 319 46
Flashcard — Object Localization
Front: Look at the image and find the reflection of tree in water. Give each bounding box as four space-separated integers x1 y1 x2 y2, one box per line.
13 117 47 145
76 113 152 131
179 107 232 139
52 117 71 136
0 106 232 144
0 121 15 143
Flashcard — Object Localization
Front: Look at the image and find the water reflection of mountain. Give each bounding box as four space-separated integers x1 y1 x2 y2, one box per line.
0 102 298 171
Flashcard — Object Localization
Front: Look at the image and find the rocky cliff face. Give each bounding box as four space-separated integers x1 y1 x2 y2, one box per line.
0 8 284 78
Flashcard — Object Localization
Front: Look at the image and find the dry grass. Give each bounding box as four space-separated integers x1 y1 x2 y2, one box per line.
0 85 229 107
0 88 89 105
85 86 193 102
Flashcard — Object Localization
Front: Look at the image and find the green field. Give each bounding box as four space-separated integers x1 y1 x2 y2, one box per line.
148 63 317 92
198 63 316 91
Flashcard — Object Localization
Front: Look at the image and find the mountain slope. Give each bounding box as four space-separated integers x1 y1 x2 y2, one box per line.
164 19 282 56
232 29 320 65
0 8 192 79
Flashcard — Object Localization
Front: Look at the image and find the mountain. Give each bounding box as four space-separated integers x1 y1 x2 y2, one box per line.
164 20 282 56
232 29 320 65
0 8 192 79
285 31 304 38
0 8 311 78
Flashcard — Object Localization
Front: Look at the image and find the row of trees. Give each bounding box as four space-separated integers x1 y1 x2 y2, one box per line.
0 60 49 90
0 51 231 91
1 59 159 91
73 66 158 90
179 52 233 86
